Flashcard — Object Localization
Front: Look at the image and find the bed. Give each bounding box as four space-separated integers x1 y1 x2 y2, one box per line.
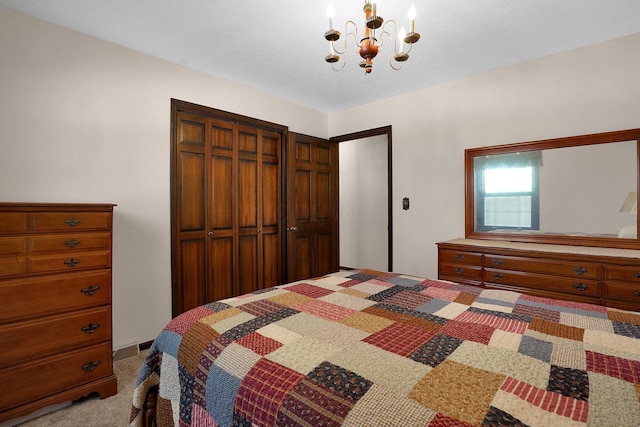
130 269 640 426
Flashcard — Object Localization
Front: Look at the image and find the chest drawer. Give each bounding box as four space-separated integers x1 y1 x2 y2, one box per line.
0 213 27 234
28 233 110 253
484 268 601 297
0 237 26 256
484 254 601 280
0 307 111 369
29 212 112 232
439 249 482 266
603 265 640 283
0 270 111 322
0 342 113 412
28 250 111 274
0 257 27 279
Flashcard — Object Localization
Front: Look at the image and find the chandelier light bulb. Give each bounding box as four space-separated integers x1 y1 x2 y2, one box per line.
408 4 416 20
327 3 335 28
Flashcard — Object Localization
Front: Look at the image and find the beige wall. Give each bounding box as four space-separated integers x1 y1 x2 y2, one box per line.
2 5 639 348
0 7 326 349
329 32 640 277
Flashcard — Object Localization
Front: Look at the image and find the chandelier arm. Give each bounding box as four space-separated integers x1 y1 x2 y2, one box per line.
331 60 347 72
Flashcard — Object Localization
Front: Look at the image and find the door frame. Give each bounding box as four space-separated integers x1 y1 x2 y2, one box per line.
331 126 393 272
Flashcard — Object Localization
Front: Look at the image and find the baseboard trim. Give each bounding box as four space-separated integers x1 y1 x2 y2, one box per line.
139 340 154 351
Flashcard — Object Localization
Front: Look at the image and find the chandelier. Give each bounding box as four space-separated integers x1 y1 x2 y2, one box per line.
324 1 420 74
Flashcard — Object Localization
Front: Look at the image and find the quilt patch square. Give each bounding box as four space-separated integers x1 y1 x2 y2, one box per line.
420 286 461 302
293 299 357 321
529 317 584 341
547 365 590 401
307 361 373 403
277 378 353 427
414 298 450 315
608 309 640 325
237 299 287 317
518 335 553 363
382 290 432 309
339 311 395 333
512 303 560 322
410 333 463 368
165 306 215 335
612 320 640 339
366 285 407 302
363 322 435 356
586 350 640 384
453 291 478 305
438 319 495 344
286 282 335 298
234 359 304 426
409 359 506 426
177 321 221 375
236 331 283 356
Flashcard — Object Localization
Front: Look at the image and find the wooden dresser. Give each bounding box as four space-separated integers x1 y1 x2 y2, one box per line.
438 238 640 312
0 203 117 422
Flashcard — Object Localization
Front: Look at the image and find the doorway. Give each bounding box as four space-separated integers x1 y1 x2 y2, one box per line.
332 126 392 272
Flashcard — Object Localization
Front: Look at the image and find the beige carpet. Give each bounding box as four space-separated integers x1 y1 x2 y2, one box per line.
12 351 147 427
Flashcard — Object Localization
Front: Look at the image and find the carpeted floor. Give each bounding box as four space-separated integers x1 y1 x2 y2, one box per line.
9 350 147 427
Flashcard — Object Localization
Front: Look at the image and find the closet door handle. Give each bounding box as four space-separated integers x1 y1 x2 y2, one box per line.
207 232 213 237
287 226 298 232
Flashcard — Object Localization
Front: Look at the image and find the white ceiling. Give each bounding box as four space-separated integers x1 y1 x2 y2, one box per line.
2 0 640 113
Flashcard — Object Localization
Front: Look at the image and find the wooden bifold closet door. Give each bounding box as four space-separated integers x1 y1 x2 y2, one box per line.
171 101 285 317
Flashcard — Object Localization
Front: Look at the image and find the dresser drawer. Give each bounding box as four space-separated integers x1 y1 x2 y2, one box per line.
0 213 27 234
0 342 113 412
28 250 111 274
0 257 27 279
439 249 482 266
439 263 483 281
603 265 640 283
484 254 601 280
484 268 600 297
29 212 112 232
0 307 111 369
0 270 111 322
29 233 110 253
603 280 640 300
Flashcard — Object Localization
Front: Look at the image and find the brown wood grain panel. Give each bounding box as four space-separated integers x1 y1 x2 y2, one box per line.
295 171 311 221
262 163 278 227
0 307 111 369
0 343 113 412
295 236 312 280
0 270 111 324
0 213 27 234
296 142 311 162
0 237 26 255
0 257 27 279
316 172 331 220
316 145 330 165
238 128 258 154
179 119 205 147
316 233 332 276
211 156 233 230
262 232 279 288
239 235 258 295
28 251 111 275
179 240 206 312
262 131 280 158
179 152 205 231
29 233 110 253
211 122 233 150
29 212 111 232
211 237 233 301
239 159 257 228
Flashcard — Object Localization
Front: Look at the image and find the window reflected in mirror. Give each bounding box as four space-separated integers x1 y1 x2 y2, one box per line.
465 129 640 249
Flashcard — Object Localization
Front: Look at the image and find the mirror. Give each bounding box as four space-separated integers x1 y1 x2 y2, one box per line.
465 128 640 250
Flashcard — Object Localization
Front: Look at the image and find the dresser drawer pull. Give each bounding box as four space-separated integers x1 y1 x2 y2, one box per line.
634 273 640 279
81 360 101 372
454 268 464 275
573 266 587 275
64 258 81 267
64 218 81 227
492 259 503 266
80 285 100 296
81 323 101 334
454 254 464 261
634 291 640 297
64 239 81 249
573 283 588 291
493 273 504 280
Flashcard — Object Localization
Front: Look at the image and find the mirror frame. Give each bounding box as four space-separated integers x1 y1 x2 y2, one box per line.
465 128 640 250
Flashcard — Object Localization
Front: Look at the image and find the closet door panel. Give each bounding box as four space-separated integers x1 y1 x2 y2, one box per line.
239 235 258 295
262 162 279 227
239 160 258 229
211 156 233 230
180 239 206 313
210 237 233 301
179 152 205 231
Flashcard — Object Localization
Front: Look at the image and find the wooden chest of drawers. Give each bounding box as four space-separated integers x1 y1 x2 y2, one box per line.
438 239 640 312
0 203 117 423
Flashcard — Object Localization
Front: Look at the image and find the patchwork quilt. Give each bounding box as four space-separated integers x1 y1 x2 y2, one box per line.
130 270 640 426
